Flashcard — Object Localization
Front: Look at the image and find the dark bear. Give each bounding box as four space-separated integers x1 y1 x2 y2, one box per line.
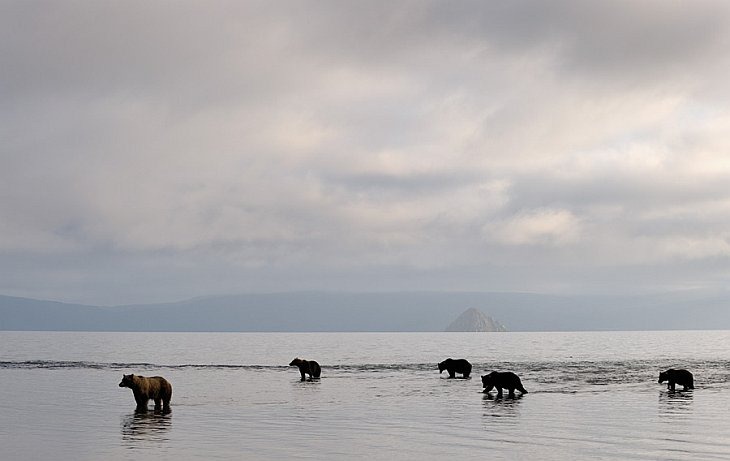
289 358 321 381
438 358 472 378
119 374 172 413
659 369 694 391
481 371 528 397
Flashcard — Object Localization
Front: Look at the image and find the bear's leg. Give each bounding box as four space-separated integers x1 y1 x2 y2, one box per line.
669 382 676 392
154 398 162 411
299 370 306 381
463 371 471 378
496 387 503 398
162 399 171 413
448 370 455 379
135 396 149 411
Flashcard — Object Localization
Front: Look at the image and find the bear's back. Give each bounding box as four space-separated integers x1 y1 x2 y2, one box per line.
133 375 172 397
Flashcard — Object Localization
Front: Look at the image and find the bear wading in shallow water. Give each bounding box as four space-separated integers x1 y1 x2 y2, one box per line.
119 374 172 413
438 358 472 378
289 358 321 381
659 369 694 391
481 371 528 398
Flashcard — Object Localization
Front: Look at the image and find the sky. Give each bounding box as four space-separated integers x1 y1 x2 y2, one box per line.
3 0 730 305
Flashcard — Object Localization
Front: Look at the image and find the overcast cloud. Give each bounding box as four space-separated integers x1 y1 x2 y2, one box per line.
3 0 730 305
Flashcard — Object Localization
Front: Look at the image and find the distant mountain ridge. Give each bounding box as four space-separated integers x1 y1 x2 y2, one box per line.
1 291 729 332
445 308 507 332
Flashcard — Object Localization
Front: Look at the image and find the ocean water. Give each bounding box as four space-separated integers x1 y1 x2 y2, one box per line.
1 330 730 460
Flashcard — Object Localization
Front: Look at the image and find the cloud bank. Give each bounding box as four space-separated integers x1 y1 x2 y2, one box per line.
3 0 730 304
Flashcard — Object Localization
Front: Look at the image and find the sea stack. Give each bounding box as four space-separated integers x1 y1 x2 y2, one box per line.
445 308 507 332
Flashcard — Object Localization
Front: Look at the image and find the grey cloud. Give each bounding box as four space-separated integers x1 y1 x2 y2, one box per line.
5 1 728 100
508 170 730 212
294 1 730 84
321 170 484 195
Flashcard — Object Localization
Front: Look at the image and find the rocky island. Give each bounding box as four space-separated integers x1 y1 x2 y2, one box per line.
445 307 507 332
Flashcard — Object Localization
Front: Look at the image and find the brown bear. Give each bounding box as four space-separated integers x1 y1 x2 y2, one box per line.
438 358 472 378
658 369 694 391
289 358 321 381
481 371 528 398
119 374 173 413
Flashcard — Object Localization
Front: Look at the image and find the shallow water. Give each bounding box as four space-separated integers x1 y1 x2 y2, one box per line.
1 331 729 460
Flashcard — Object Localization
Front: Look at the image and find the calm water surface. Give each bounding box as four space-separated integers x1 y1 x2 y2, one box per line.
1 331 730 460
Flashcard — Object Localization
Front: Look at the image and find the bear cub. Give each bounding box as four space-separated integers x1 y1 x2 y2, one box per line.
481 371 528 398
289 358 321 381
438 358 472 378
659 369 694 391
119 374 172 413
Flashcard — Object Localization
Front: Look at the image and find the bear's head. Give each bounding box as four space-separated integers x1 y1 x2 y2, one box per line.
289 358 302 367
481 372 496 392
658 371 669 383
119 374 135 388
438 358 452 373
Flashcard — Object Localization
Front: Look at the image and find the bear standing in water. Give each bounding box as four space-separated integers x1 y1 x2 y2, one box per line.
119 374 172 413
481 371 528 398
438 358 472 378
289 358 321 381
659 369 694 391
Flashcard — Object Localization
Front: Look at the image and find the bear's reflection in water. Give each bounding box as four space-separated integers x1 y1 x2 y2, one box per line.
482 393 523 427
658 389 694 418
121 410 172 444
483 392 525 403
